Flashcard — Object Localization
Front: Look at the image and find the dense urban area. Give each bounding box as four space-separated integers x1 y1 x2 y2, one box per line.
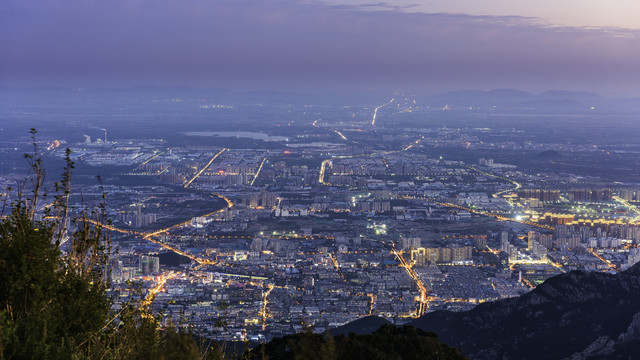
2 89 640 343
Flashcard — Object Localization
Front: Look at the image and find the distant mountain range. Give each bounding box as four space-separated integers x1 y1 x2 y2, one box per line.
335 264 640 359
423 88 640 113
429 89 603 105
2 86 640 112
0 85 390 107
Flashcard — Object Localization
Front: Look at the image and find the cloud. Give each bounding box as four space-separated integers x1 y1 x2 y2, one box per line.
320 1 421 11
1 0 639 94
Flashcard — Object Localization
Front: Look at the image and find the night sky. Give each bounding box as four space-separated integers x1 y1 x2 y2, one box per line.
2 0 639 95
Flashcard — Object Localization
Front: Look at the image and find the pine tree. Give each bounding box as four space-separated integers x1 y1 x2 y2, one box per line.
0 130 216 359
0 131 110 359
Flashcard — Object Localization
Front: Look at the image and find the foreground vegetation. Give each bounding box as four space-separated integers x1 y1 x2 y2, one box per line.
0 132 464 359
245 325 467 360
0 133 218 359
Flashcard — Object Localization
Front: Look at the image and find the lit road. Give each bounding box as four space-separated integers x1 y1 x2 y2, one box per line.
142 192 233 238
140 148 170 166
381 158 390 171
486 245 565 276
318 135 424 185
46 139 61 151
329 253 347 282
311 118 355 143
484 244 501 256
367 293 376 316
390 242 430 317
319 158 332 185
333 129 349 141
613 196 640 222
260 284 274 330
141 236 216 265
84 191 234 265
250 156 268 186
318 153 372 185
141 271 178 311
315 107 424 186
587 248 617 271
545 255 567 272
467 166 522 199
397 194 553 230
434 200 553 230
157 165 170 175
184 148 227 188
399 135 424 152
371 98 395 126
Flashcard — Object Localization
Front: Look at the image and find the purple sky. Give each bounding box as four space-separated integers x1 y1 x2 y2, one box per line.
2 0 639 95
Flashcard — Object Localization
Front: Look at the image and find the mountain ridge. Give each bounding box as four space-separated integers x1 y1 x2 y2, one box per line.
330 263 640 359
407 263 640 359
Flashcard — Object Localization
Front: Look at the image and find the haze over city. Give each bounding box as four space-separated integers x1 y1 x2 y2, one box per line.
2 1 640 360
2 0 640 95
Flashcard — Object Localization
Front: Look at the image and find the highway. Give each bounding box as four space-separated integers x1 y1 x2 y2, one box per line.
319 158 332 185
139 148 171 166
371 98 395 126
332 129 349 141
184 148 227 188
466 166 522 199
587 247 617 271
329 253 347 282
260 284 274 330
399 135 424 152
367 293 376 316
84 189 234 265
311 118 355 143
390 242 430 317
314 106 426 186
141 271 178 311
396 193 553 230
613 196 640 222
250 156 268 186
318 135 425 185
434 200 554 230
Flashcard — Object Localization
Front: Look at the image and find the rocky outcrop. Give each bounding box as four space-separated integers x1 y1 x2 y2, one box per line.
409 263 640 360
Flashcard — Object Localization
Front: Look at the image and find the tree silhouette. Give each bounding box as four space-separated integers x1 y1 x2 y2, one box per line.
0 131 221 359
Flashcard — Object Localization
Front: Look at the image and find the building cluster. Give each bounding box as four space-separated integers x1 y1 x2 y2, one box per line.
568 188 613 202
117 205 157 228
518 189 561 202
36 123 640 343
410 246 474 266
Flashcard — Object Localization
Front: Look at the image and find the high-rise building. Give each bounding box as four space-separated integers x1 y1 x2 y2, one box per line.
251 237 264 252
620 189 635 201
532 242 547 258
139 255 160 275
411 246 472 265
451 246 473 262
411 248 427 267
517 189 560 202
628 248 640 267
400 237 421 250
538 234 553 249
500 231 510 252
527 231 537 251
507 244 518 261
472 236 487 250
152 257 160 274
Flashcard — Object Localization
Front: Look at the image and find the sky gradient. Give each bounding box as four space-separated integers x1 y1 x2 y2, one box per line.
2 0 639 95
319 0 640 29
